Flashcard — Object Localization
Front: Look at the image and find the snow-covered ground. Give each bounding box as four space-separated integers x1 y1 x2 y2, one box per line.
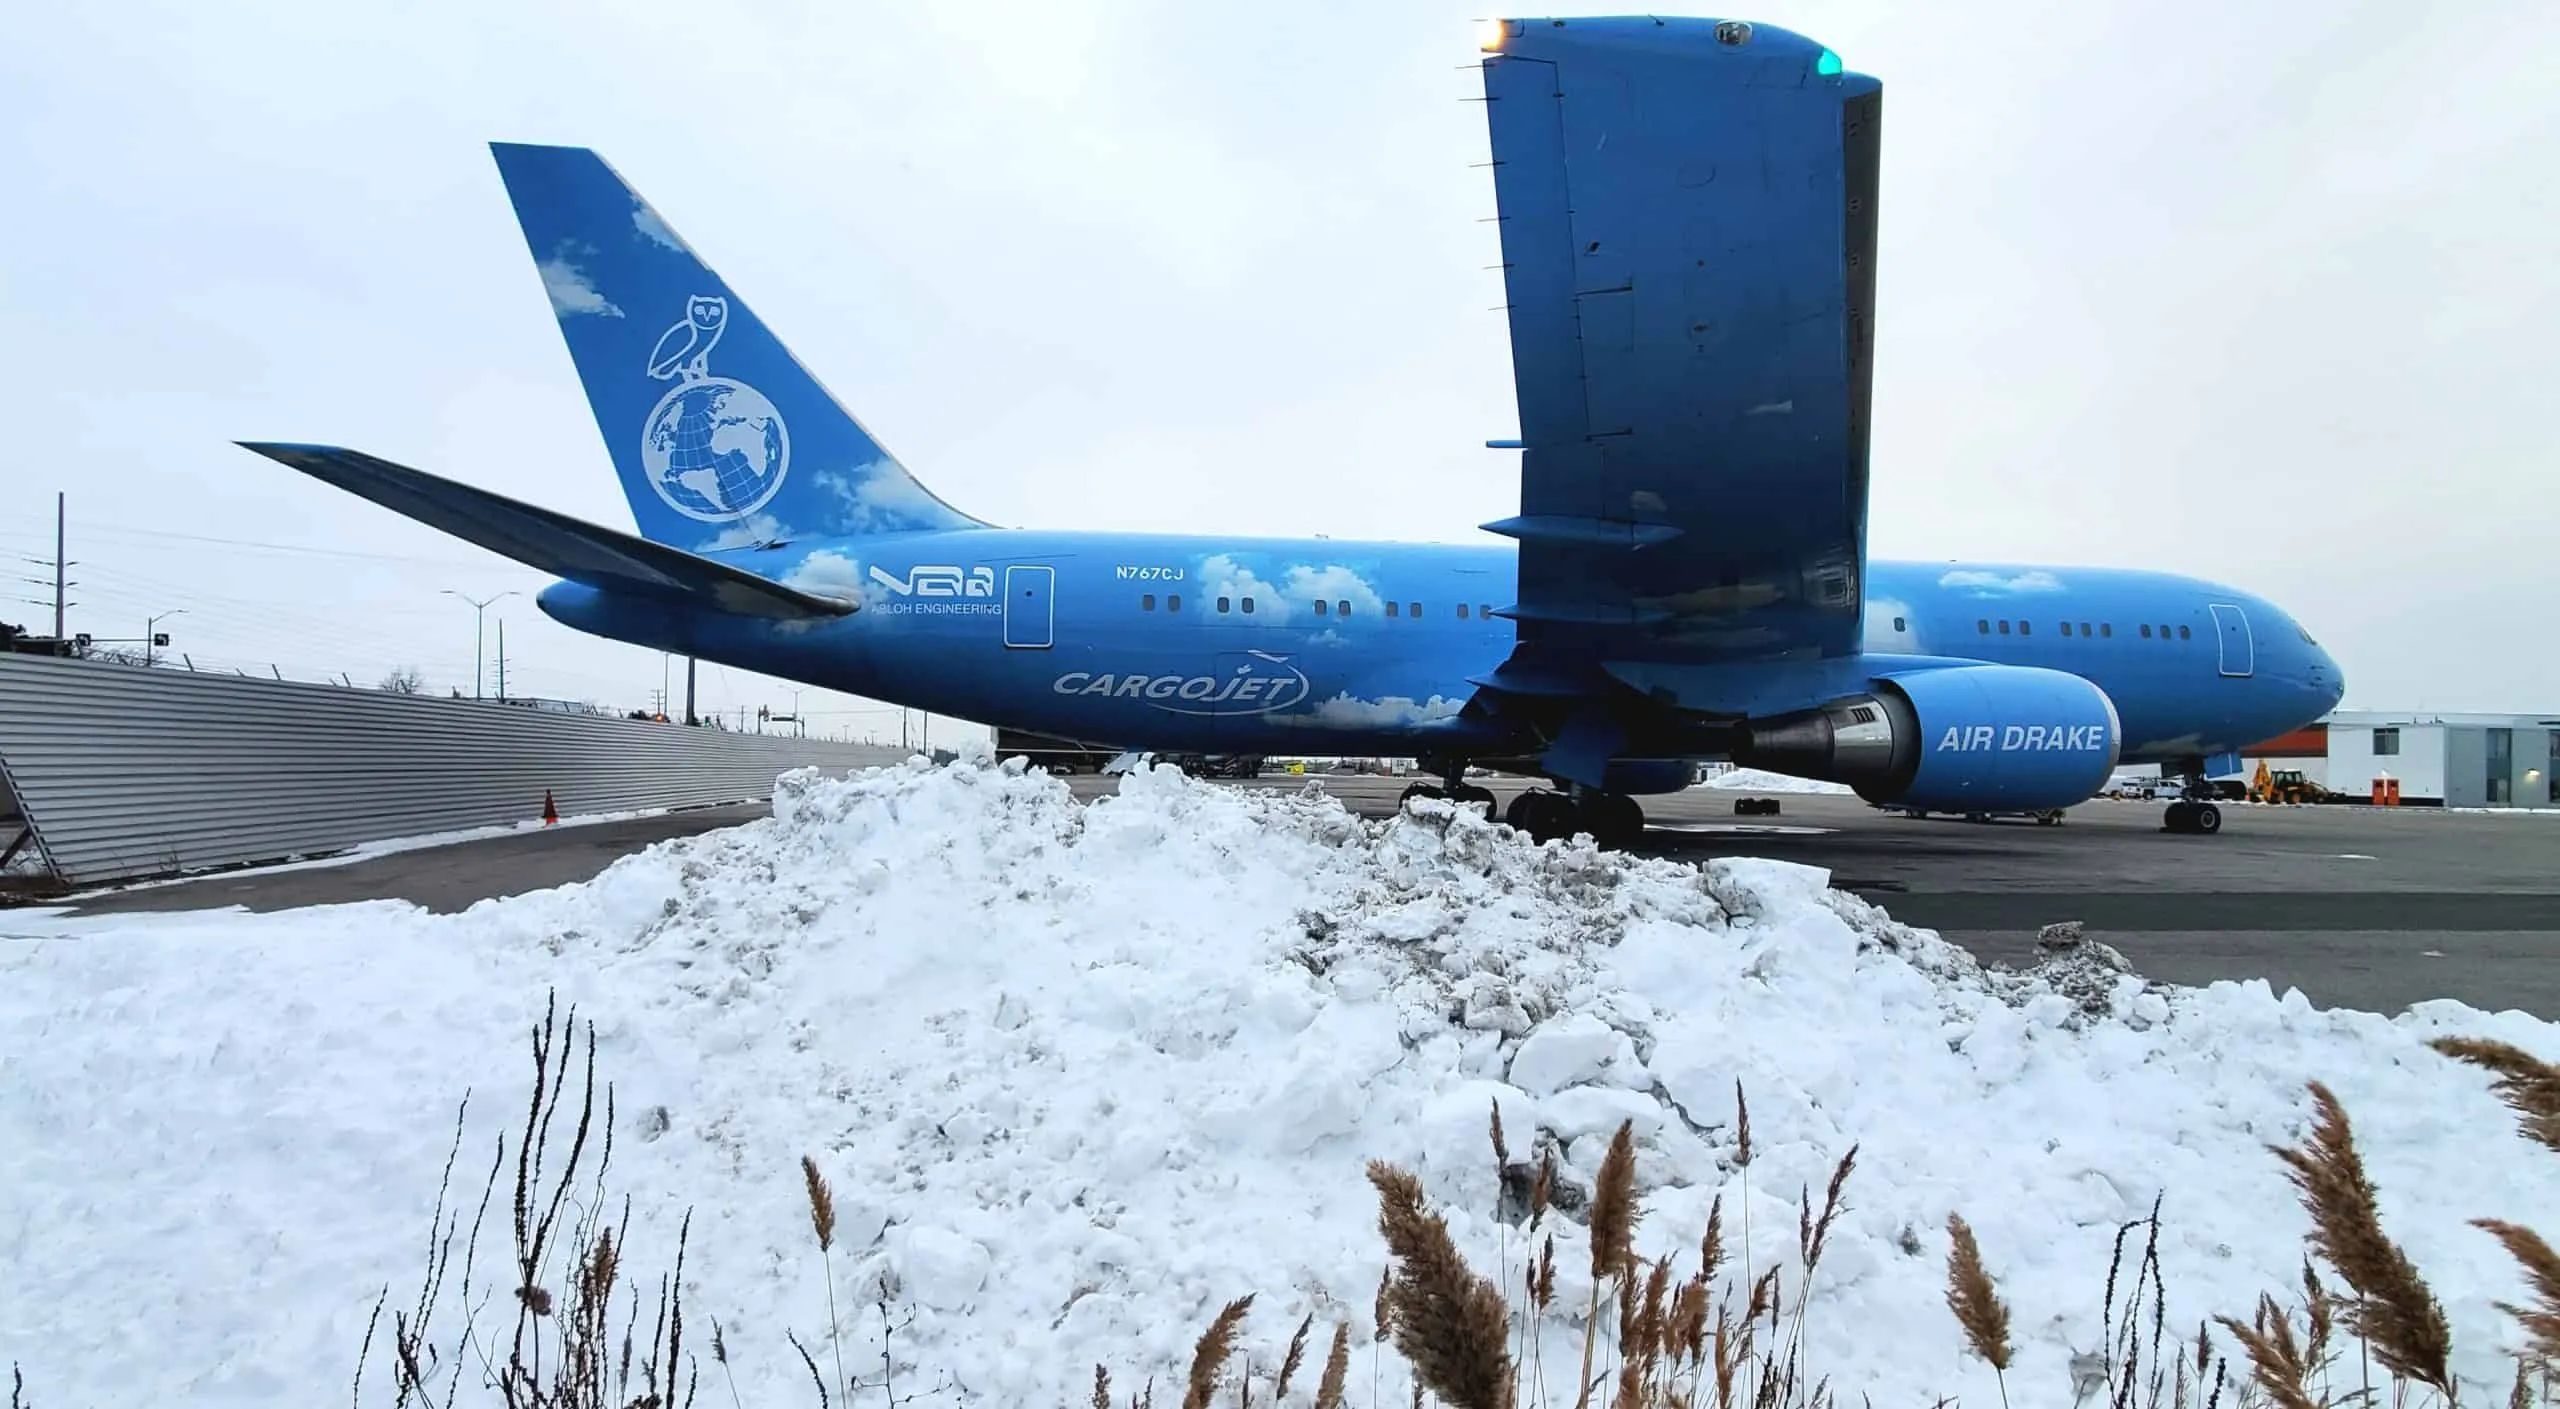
4 751 2556 1406
1697 765 1856 795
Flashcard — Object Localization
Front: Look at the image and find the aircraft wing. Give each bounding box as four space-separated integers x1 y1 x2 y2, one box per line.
1476 17 1881 690
239 443 856 621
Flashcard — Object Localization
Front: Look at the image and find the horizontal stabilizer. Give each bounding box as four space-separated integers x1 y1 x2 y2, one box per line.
239 443 857 621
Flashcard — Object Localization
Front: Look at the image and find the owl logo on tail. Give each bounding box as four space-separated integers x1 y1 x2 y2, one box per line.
648 295 728 382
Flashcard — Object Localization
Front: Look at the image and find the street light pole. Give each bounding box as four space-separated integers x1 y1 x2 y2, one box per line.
144 608 185 668
441 589 518 699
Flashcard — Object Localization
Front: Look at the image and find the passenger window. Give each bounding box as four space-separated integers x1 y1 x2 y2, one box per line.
1167 594 1181 612
1387 602 1400 618
1241 596 1255 614
1892 615 1906 632
1142 594 1155 611
2018 621 2031 636
1217 596 1231 614
2160 624 2171 638
2059 622 2072 637
1315 599 1329 616
2140 624 2152 639
1480 603 1493 618
1457 604 1469 620
1339 600 1352 616
2177 624 2190 640
2100 623 2113 638
1978 619 1990 634
1408 602 1422 618
1998 620 2011 635
2080 622 2092 637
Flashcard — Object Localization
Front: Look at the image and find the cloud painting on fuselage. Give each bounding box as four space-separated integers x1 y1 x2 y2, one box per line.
241 18 2343 841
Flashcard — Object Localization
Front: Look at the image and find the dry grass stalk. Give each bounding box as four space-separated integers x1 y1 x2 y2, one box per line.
1368 1161 1515 1409
1591 1121 1640 1282
2271 1081 2455 1398
1491 1097 1511 1168
2100 1200 2168 1409
2300 1260 2335 1373
361 990 706 1409
801 1153 848 1406
1944 1212 2014 1395
1314 1324 1350 1409
1182 1294 1254 1409
1092 1363 1111 1409
801 1155 835 1251
1769 1146 1859 1403
2214 1294 2317 1409
1571 1120 1642 1409
2432 1037 2560 1155
1700 1196 1726 1296
2472 1219 2560 1369
1733 1082 1753 1168
1277 1311 1313 1401
2510 1358 2532 1409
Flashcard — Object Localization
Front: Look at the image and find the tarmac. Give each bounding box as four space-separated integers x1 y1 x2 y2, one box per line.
42 774 2560 1019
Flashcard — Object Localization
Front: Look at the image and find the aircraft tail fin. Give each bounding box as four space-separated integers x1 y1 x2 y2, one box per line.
489 142 986 552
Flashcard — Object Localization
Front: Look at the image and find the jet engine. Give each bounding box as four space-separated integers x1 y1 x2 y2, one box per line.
1731 665 2123 812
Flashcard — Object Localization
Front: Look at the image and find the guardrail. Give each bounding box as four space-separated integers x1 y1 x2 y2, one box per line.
0 652 907 888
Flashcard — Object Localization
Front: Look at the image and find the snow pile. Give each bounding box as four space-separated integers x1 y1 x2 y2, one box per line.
1699 765 1856 795
5 754 2559 1407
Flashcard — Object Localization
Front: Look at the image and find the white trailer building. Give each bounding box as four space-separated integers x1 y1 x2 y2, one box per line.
2322 710 2560 809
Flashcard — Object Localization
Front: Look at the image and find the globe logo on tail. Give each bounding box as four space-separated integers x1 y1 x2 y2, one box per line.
638 294 791 523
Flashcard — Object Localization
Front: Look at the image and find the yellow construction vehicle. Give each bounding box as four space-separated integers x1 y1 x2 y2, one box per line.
2247 763 2333 805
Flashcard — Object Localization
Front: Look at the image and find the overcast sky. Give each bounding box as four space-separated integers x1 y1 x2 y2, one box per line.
4 0 2553 732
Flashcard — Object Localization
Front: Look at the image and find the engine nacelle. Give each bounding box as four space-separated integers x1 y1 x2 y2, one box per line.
1731 665 2122 812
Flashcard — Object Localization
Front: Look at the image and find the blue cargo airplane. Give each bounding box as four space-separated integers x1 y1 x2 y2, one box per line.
244 15 2341 845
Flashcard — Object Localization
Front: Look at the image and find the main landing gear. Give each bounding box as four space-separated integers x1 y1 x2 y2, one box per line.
2163 799 2223 835
1503 787 1645 850
1400 774 1497 816
2162 763 2223 835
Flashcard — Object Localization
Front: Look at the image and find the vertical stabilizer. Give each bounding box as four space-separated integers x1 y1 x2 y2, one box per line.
490 142 986 550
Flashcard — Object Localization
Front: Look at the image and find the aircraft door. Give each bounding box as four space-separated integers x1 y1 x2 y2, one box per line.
1004 565 1055 649
2208 603 2253 678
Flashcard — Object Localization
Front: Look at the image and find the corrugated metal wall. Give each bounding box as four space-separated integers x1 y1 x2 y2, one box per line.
0 653 908 885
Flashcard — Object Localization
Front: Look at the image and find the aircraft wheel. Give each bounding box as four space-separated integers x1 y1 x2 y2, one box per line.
2164 801 2193 833
1400 782 1445 809
1584 792 1646 849
1507 790 1580 843
1451 783 1498 815
2192 802 2223 835
2037 810 2062 827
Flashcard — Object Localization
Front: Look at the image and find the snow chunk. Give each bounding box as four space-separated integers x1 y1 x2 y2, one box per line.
1508 1013 1628 1095
889 1225 993 1310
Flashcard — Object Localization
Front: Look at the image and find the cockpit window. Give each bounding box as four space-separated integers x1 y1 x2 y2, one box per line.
2298 624 2318 645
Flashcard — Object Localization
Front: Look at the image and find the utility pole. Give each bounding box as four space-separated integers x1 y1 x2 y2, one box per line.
496 618 507 701
53 492 66 640
684 656 697 725
441 589 517 699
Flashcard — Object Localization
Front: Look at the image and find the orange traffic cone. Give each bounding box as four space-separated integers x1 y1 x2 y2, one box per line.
542 789 559 826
